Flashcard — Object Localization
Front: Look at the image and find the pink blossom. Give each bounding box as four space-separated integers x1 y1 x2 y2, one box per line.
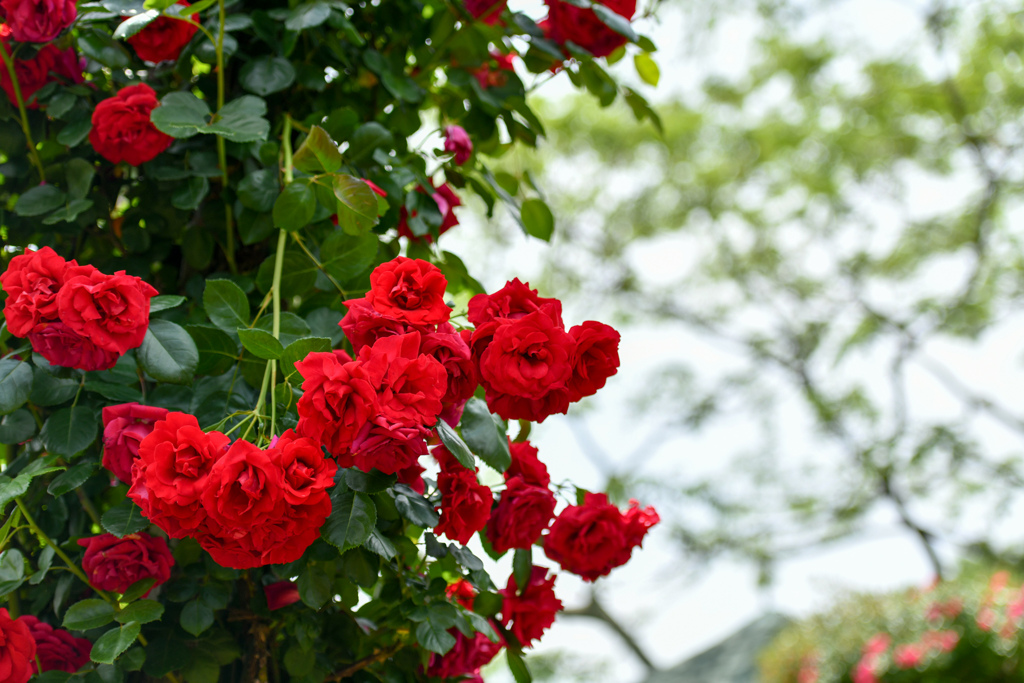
443 125 472 165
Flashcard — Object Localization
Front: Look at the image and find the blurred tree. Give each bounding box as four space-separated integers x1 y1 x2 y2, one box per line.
483 0 1024 590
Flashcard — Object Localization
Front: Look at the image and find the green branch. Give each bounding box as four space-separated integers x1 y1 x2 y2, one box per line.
0 41 45 181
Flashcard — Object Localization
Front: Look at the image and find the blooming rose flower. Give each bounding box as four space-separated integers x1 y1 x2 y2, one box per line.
544 0 636 58
396 183 461 243
358 332 447 427
201 439 285 531
566 321 620 400
19 616 91 674
396 461 426 494
443 125 473 165
478 309 574 400
77 532 174 595
421 326 478 410
343 419 429 475
426 631 502 680
339 298 423 354
543 493 658 581
486 389 572 424
0 246 76 337
101 403 170 484
506 440 550 487
129 412 230 538
272 429 338 507
446 578 477 609
487 476 556 554
468 278 563 329
0 40 83 109
28 322 120 372
56 267 158 355
465 0 506 23
0 0 76 43
363 258 452 326
0 608 35 683
126 0 198 63
436 466 493 545
473 50 516 89
264 581 301 611
90 83 174 166
499 567 563 647
295 350 379 455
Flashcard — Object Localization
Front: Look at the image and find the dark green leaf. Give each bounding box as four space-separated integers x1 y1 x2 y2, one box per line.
363 529 397 559
513 548 532 593
186 324 239 376
150 295 187 313
65 157 96 200
150 92 210 139
293 125 343 174
507 648 533 683
253 312 311 347
180 600 214 636
121 578 158 603
48 462 96 497
41 406 98 457
203 279 250 332
320 231 379 282
344 468 396 494
394 484 439 527
139 319 199 384
14 184 66 216
436 419 475 469
322 487 377 551
285 1 330 30
460 398 510 472
273 181 317 230
30 366 79 406
236 328 284 360
84 380 144 403
64 599 116 631
237 169 280 212
0 360 33 415
240 57 296 96
0 548 24 597
332 173 379 233
0 410 35 445
520 198 554 241
208 96 271 142
591 4 639 43
112 9 159 38
347 122 393 164
297 563 331 609
116 599 164 624
91 622 141 664
102 501 150 537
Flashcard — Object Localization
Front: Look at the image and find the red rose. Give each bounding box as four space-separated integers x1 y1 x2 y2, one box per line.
465 0 506 24
446 578 477 609
0 40 82 109
443 125 473 164
295 350 379 455
344 419 429 475
272 429 337 507
479 309 574 400
473 51 516 89
0 246 75 337
468 278 562 328
201 439 285 531
426 631 502 680
201 508 330 569
28 322 120 372
499 567 562 647
436 467 493 545
396 461 426 494
19 616 91 674
421 326 478 408
544 0 636 58
77 532 174 595
486 389 571 424
0 0 75 43
56 267 158 355
360 332 447 427
567 321 620 400
0 608 35 683
264 581 301 611
543 493 658 581
101 402 169 485
363 257 451 326
339 297 423 354
90 83 173 166
506 440 550 487
125 0 198 63
129 412 230 538
486 476 556 554
396 183 461 243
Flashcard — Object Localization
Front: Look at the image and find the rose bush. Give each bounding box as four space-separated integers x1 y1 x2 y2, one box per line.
0 0 662 678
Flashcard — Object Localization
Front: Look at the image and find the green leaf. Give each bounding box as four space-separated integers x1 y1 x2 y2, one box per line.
14 184 66 216
0 410 35 444
273 181 317 230
28 545 54 585
513 548 532 592
0 476 31 514
285 1 331 30
520 198 554 241
236 328 284 360
320 231 379 282
240 56 296 96
293 125 344 174
0 360 32 416
322 487 377 551
297 563 331 610
186 324 239 376
102 501 150 537
116 599 165 624
150 92 211 139
347 122 393 164
65 157 96 200
30 365 79 406
394 484 440 527
436 419 475 469
172 176 209 211
84 380 144 403
139 319 200 384
113 9 159 39
208 96 271 142
344 468 396 494
64 599 116 631
91 622 142 664
40 198 93 226
591 4 638 43
633 52 660 86
150 295 187 313
332 173 380 233
254 312 311 346
203 279 250 332
180 599 214 636
48 462 96 497
57 119 92 147
507 648 533 683
460 398 511 472
237 169 280 212
255 252 317 299
0 548 24 597
412 604 458 654
363 529 397 559
41 406 98 457
121 578 158 603
279 337 332 383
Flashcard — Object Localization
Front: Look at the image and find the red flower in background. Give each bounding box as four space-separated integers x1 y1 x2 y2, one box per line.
102 402 170 484
126 0 198 63
78 532 174 595
396 183 461 243
19 616 91 674
487 475 556 554
436 464 493 545
500 567 563 647
264 581 301 611
443 125 473 164
0 0 76 43
0 39 82 108
426 630 503 680
543 0 636 58
474 51 516 89
464 0 506 24
28 322 120 371
0 608 35 683
90 83 174 166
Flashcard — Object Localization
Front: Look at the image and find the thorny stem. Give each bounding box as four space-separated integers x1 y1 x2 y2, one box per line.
0 40 45 181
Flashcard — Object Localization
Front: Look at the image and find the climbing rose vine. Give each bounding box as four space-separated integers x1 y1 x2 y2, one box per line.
0 0 662 679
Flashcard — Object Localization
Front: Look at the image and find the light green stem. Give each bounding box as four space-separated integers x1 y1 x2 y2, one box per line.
14 498 102 599
270 116 295 439
0 41 45 181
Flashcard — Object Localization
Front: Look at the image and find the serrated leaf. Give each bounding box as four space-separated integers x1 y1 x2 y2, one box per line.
64 599 116 631
203 279 250 332
116 599 164 624
293 125 343 174
236 328 284 360
91 622 141 664
138 319 199 384
41 407 98 458
113 9 160 39
436 419 475 469
460 398 510 472
102 501 149 537
322 487 376 551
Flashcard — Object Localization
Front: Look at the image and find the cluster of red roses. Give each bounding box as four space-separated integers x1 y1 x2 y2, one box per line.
466 278 621 422
0 247 157 371
121 413 336 569
295 258 474 479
